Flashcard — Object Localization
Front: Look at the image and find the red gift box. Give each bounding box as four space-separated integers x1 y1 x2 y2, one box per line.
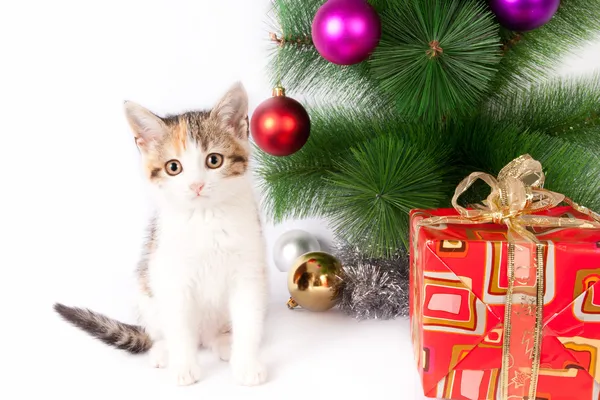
409 155 600 400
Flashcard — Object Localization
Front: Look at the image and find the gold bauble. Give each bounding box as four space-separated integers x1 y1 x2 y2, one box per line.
286 251 342 312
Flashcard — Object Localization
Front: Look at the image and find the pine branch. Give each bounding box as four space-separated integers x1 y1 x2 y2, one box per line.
447 116 600 211
368 0 502 124
501 32 523 55
325 133 456 257
491 0 600 92
252 104 457 257
366 0 391 13
482 72 600 149
253 105 396 223
266 0 391 109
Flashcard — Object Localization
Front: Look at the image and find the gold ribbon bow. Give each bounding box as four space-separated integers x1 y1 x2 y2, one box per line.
414 154 600 400
424 154 600 241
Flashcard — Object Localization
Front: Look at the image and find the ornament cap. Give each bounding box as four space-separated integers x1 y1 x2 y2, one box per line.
272 85 286 97
287 297 299 309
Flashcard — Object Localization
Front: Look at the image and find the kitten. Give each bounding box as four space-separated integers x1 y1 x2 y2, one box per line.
54 82 268 387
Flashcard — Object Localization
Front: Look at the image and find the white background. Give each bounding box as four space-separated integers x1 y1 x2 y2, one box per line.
0 1 598 399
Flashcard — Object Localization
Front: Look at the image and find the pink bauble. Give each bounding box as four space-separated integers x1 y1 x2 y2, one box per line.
311 0 381 65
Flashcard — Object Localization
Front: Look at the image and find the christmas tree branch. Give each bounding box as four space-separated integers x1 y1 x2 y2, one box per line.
482 72 600 149
501 32 523 55
448 116 600 211
491 0 600 92
269 32 312 48
253 104 457 257
326 132 456 256
253 105 381 223
265 0 392 108
368 0 502 124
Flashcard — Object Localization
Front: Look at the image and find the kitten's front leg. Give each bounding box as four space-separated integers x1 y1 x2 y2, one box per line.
229 264 268 386
154 269 202 386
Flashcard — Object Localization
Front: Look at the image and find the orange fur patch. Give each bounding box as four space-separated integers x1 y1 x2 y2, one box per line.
144 154 165 183
171 118 188 153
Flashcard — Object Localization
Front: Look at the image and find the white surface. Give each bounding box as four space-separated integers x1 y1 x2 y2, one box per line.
1 1 599 399
36 275 416 400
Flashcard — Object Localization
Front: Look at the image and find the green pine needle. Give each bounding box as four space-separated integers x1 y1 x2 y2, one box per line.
253 105 392 223
369 0 502 123
366 0 391 13
482 72 600 149
253 103 456 257
492 0 600 92
325 133 455 257
447 116 600 211
266 0 391 108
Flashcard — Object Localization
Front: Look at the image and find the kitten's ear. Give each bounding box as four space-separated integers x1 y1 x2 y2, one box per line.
123 101 168 150
210 81 249 139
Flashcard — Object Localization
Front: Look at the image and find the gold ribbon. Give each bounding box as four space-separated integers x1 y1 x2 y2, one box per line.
413 154 600 400
420 154 600 241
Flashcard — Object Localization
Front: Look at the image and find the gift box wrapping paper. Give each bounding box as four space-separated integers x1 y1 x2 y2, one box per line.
410 205 600 400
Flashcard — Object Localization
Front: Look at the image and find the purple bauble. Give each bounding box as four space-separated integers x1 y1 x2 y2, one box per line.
311 0 381 65
489 0 560 31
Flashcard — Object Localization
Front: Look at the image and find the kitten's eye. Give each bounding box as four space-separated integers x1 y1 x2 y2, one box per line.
206 153 224 169
165 160 183 176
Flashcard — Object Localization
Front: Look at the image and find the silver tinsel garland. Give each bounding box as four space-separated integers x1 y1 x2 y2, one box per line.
331 239 410 320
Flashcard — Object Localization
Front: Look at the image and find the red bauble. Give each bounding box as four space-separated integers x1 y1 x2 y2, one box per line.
250 87 311 156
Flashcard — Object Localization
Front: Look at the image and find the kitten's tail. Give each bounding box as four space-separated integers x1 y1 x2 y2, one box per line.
53 303 152 354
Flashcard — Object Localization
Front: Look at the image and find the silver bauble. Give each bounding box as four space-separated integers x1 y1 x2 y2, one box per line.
273 229 321 272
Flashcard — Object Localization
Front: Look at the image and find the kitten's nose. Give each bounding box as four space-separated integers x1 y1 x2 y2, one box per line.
190 182 204 196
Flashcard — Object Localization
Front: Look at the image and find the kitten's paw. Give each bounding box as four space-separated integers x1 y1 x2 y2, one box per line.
231 358 267 386
212 334 232 362
218 344 231 362
172 363 202 386
149 340 167 368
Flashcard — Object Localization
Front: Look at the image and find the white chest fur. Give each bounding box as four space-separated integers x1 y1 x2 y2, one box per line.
148 198 264 309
